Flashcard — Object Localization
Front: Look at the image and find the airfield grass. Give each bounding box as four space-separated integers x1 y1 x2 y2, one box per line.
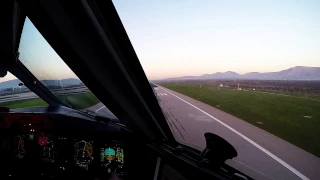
261 90 320 101
0 92 100 110
57 92 100 109
0 98 48 109
161 83 320 157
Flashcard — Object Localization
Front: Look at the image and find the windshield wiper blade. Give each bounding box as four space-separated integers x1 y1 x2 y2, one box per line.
72 108 122 127
73 108 119 123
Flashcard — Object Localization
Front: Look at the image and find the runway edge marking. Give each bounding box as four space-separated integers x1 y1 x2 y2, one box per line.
157 86 309 180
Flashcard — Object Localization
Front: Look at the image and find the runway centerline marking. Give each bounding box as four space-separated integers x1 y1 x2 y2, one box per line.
158 86 309 180
95 105 105 112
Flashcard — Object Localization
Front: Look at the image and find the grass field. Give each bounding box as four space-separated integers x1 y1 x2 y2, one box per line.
0 92 100 110
57 92 100 109
258 90 320 101
160 83 320 157
0 98 48 109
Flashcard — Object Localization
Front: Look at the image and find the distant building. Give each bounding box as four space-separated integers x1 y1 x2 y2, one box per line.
237 83 241 90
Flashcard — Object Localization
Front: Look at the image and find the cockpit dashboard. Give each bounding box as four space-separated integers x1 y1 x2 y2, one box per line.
0 111 126 179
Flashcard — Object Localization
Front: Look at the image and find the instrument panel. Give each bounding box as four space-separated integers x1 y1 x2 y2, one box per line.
100 141 124 176
0 113 125 179
74 139 94 170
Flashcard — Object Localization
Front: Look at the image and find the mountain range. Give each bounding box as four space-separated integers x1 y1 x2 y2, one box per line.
166 66 320 81
0 78 82 89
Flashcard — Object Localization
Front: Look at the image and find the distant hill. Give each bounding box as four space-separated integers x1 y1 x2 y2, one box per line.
166 66 320 81
200 71 240 79
0 79 23 89
0 78 82 90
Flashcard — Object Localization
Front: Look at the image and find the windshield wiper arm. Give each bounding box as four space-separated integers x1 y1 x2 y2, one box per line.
80 109 121 124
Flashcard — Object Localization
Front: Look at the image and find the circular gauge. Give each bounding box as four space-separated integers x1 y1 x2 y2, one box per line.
74 140 94 170
104 148 115 161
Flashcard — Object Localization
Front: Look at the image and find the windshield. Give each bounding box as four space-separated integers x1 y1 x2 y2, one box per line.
113 0 319 179
9 17 115 117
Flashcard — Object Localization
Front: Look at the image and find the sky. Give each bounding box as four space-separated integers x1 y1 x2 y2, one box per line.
18 18 77 81
0 18 77 83
112 0 320 79
1 0 320 83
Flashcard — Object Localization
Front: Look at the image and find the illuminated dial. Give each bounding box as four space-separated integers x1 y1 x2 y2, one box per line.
105 148 115 161
74 140 94 170
38 136 48 147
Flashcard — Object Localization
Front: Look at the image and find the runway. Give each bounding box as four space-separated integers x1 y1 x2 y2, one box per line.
153 86 320 180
